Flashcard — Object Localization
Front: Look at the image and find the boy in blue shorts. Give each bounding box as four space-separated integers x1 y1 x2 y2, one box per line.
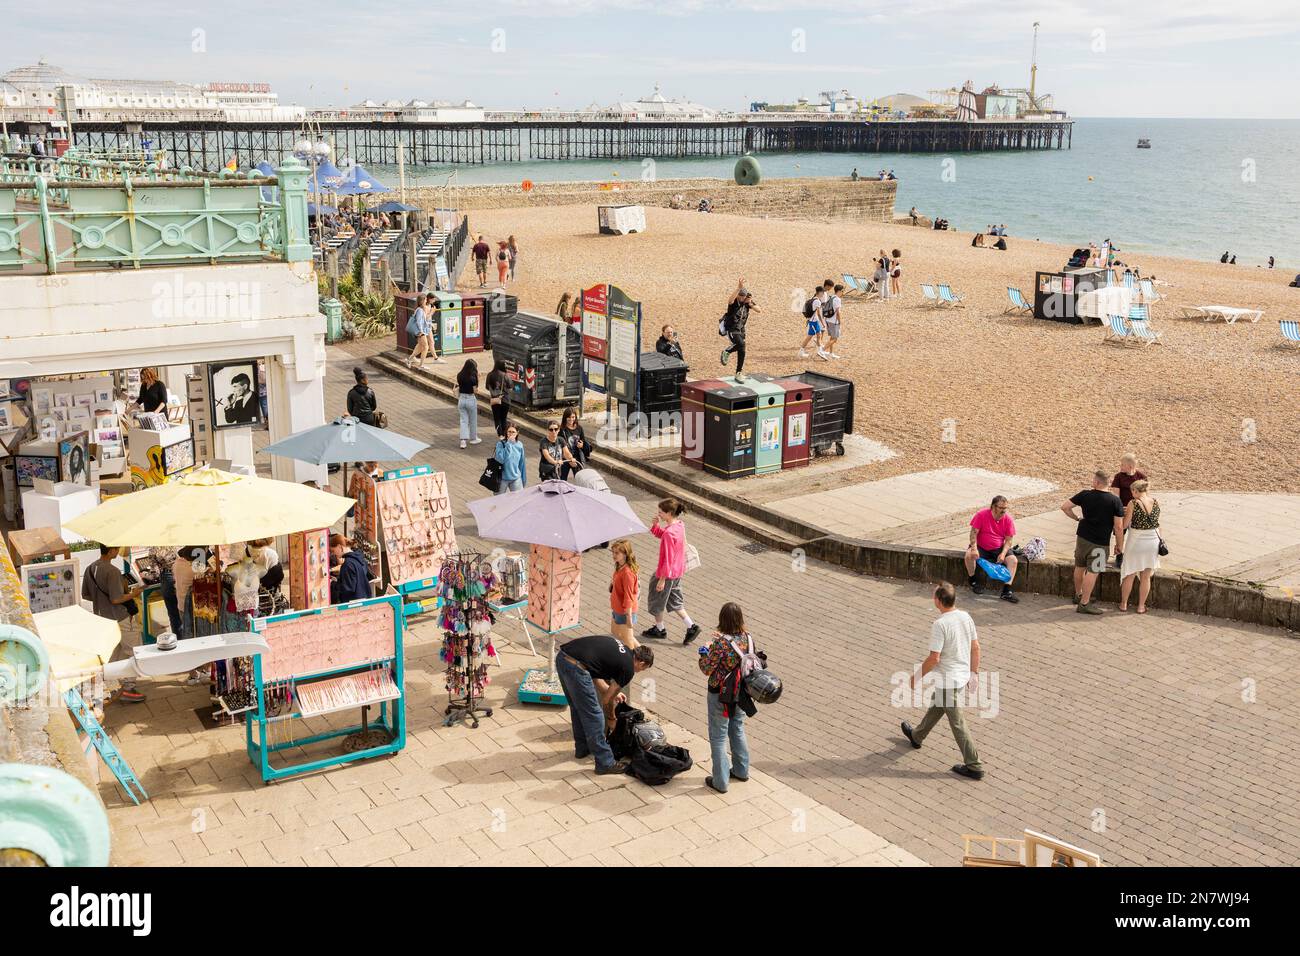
799 285 829 359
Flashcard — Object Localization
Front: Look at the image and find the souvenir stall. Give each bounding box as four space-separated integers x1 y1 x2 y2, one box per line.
373 465 457 617
518 544 584 705
436 552 498 728
245 593 406 782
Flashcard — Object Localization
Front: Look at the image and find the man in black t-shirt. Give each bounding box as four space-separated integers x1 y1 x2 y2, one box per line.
556 635 654 774
1060 470 1125 615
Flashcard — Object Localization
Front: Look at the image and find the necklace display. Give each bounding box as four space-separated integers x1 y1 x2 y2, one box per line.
438 553 497 729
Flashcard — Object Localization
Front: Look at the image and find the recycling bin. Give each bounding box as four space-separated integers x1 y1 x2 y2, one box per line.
637 351 689 432
680 379 727 470
703 384 757 480
433 291 463 356
749 373 812 470
394 292 420 353
461 293 486 353
729 376 784 475
784 370 855 457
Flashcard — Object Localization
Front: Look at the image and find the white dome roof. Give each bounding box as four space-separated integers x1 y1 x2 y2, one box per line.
3 59 90 88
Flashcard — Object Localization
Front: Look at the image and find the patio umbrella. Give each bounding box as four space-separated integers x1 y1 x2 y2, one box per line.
467 479 647 552
311 159 346 192
308 202 338 217
261 415 428 466
64 467 354 546
336 164 391 195
31 605 122 692
253 160 277 177
373 200 419 213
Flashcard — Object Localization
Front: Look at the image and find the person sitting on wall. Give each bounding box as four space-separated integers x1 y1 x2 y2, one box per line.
329 534 373 604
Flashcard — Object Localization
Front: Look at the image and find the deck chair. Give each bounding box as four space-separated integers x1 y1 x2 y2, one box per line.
1127 304 1150 323
920 283 939 306
937 284 965 308
1122 272 1136 290
1103 314 1132 344
1280 319 1300 348
1129 318 1163 346
856 275 880 298
841 274 866 296
1004 287 1032 315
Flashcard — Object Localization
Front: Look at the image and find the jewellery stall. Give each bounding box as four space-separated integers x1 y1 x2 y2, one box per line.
245 593 406 782
436 552 498 728
372 464 458 617
517 544 583 705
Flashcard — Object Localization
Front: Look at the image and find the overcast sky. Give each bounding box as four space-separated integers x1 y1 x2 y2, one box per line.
4 0 1298 117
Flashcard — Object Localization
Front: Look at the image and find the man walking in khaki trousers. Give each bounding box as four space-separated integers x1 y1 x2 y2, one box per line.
900 582 984 780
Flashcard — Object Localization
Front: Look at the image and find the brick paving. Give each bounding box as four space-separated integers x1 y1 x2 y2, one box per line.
102 341 1300 867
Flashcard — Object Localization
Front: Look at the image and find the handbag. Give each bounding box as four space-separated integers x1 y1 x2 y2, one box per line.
374 410 388 429
479 457 503 493
1158 535 1169 556
683 542 701 574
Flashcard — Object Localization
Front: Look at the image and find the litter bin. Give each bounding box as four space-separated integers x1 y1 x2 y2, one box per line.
680 379 727 470
748 373 812 470
637 351 689 432
703 384 758 480
783 370 854 457
729 376 783 475
433 292 463 356
322 297 344 344
461 294 486 353
491 311 583 410
393 292 419 352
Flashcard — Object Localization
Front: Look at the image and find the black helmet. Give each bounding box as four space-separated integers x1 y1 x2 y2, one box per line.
744 669 782 705
632 721 667 751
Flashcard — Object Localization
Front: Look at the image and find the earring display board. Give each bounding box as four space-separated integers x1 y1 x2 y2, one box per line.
374 467 456 588
526 544 582 633
245 593 406 783
348 470 378 545
20 559 78 615
288 528 331 611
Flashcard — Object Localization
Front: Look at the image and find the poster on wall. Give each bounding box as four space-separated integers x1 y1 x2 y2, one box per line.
788 412 807 447
59 431 90 486
581 284 609 363
209 361 261 429
465 313 481 338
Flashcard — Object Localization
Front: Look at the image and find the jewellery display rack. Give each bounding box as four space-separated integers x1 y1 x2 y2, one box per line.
244 593 406 782
437 551 498 729
517 544 583 706
374 464 457 619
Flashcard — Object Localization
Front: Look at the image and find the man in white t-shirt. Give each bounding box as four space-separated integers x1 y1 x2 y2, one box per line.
900 582 984 779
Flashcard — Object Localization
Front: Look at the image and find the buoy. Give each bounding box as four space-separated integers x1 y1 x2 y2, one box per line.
521 180 533 192
1088 176 1094 181
734 156 762 186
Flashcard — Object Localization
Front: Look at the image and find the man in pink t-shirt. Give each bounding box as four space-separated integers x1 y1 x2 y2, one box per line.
964 495 1019 603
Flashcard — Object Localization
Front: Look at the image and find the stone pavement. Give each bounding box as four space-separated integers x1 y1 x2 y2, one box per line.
102 341 1300 867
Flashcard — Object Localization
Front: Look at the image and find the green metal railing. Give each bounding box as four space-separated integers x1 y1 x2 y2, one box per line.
0 156 312 273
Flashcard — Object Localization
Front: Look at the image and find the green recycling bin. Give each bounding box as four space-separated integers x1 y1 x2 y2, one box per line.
730 376 784 475
321 297 344 343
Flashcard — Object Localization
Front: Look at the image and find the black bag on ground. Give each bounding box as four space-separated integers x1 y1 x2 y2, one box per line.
626 744 693 785
608 702 646 760
478 457 503 493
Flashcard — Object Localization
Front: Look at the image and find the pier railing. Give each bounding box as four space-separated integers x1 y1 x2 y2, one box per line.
0 157 313 274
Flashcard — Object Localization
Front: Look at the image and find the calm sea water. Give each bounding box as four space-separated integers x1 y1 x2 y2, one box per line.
374 118 1299 268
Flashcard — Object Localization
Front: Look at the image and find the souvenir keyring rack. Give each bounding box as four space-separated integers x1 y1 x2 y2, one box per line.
438 550 496 729
245 593 406 783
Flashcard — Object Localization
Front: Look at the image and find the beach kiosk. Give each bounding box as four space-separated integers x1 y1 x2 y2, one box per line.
1033 267 1108 324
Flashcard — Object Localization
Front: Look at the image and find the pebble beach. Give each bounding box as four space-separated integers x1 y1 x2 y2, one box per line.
466 202 1299 494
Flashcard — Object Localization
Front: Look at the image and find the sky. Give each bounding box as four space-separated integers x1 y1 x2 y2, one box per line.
4 0 1299 118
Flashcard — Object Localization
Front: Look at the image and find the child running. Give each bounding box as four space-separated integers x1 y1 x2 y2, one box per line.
799 285 829 359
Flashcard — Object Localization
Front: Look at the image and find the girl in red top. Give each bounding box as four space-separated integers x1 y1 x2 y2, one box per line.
609 539 640 648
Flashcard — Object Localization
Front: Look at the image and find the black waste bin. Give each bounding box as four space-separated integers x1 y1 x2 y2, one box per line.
703 384 758 479
484 291 518 350
783 370 854 456
491 311 583 410
635 351 688 431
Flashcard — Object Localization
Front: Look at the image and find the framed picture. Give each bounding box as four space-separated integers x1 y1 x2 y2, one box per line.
209 361 261 430
163 439 195 475
74 394 93 408
0 380 8 399
54 392 72 409
59 431 90 486
32 389 51 414
15 455 59 487
94 387 113 405
0 405 9 430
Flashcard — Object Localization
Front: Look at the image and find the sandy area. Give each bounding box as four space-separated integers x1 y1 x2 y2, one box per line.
466 204 1299 493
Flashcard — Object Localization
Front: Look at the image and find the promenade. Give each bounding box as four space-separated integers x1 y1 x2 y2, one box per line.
101 342 1300 867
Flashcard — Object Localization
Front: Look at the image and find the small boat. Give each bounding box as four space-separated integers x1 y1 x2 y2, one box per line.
1137 138 1151 149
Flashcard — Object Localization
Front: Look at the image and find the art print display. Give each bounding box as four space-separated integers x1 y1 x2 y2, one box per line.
0 406 10 430
32 389 51 414
209 360 261 429
15 455 59 487
58 431 90 486
288 528 331 611
0 380 8 400
374 469 456 587
527 544 582 633
54 392 72 409
255 601 398 683
162 438 195 475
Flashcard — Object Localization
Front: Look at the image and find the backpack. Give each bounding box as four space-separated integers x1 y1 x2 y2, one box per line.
626 744 693 785
802 297 817 319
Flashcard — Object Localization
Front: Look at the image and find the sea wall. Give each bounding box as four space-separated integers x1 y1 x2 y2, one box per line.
406 177 897 224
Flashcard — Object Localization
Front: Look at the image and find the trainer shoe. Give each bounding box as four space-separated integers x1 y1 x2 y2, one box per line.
817 350 830 361
1076 602 1103 615
951 764 985 781
1000 588 1020 604
720 349 730 366
459 440 467 449
798 349 810 358
683 624 702 645
734 371 746 383
830 352 841 359
595 758 631 776
117 688 146 704
901 721 922 749
470 438 482 445
641 625 667 639
970 581 985 595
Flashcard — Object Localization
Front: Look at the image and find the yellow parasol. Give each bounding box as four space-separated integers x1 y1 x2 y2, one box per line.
63 467 354 546
32 605 122 692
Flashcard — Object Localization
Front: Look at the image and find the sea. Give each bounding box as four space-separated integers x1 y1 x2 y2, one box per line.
374 118 1299 270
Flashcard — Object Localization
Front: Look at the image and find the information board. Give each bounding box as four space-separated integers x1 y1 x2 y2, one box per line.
580 282 641 399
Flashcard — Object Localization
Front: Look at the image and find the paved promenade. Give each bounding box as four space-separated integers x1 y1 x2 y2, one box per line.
102 342 1300 866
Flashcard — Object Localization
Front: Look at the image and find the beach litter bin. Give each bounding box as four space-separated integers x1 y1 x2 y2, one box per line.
729 376 783 475
322 297 344 344
680 379 727 469
748 373 812 470
636 351 689 433
393 291 419 352
491 311 583 410
703 384 758 480
433 292 463 356
784 370 854 457
461 293 486 353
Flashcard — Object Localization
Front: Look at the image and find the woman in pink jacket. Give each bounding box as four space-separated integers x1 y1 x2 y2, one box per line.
641 497 701 644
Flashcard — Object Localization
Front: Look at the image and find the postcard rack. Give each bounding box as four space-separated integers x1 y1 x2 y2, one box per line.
244 593 406 783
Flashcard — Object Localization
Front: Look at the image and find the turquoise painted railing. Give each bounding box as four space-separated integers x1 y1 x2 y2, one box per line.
0 157 311 273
